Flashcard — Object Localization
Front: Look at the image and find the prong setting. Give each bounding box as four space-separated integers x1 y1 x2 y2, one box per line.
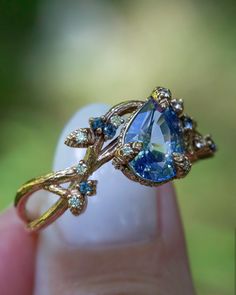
89 117 105 135
181 114 197 131
193 134 216 159
110 114 124 128
112 142 143 169
67 192 87 216
171 98 184 115
77 180 97 196
103 123 117 140
173 153 191 178
151 86 172 110
76 160 88 175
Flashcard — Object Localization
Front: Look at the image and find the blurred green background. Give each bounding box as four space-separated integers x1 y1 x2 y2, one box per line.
0 0 235 294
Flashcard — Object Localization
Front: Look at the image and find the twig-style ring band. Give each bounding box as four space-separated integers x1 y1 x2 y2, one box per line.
15 86 216 232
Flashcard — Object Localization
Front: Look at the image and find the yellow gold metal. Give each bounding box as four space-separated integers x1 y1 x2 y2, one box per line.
15 87 216 232
65 128 95 148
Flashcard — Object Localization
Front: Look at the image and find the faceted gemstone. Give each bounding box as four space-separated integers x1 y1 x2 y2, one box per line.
76 162 87 175
76 130 87 144
68 195 82 208
171 99 183 114
103 123 117 139
182 116 193 130
110 115 124 128
124 98 184 183
79 181 93 195
91 117 104 130
121 145 133 156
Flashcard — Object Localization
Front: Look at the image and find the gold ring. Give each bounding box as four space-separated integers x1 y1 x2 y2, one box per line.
15 86 216 232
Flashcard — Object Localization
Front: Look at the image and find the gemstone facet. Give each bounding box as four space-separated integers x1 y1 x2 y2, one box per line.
91 117 105 130
76 162 87 175
68 195 82 208
124 98 184 183
103 123 117 139
79 181 93 195
68 194 86 215
110 115 124 128
76 130 88 144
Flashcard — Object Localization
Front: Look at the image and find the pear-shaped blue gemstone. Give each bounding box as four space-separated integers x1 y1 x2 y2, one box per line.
124 98 184 183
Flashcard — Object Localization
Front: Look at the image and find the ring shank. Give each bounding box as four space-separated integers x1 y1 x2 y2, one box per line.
15 168 77 232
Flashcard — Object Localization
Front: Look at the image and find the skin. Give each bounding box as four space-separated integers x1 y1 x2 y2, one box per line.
0 207 37 295
0 184 196 295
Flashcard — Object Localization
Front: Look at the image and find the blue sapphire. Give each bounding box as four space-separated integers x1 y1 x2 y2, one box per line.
91 117 104 130
79 181 93 195
103 123 117 139
124 98 184 183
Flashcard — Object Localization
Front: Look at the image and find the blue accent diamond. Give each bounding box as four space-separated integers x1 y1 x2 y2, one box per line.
124 98 184 183
79 181 93 195
103 123 117 139
91 117 104 130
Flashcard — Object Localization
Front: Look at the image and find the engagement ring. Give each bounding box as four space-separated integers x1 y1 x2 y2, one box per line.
15 86 216 232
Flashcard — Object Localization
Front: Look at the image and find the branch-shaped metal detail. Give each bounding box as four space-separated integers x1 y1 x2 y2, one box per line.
59 100 144 215
14 86 216 232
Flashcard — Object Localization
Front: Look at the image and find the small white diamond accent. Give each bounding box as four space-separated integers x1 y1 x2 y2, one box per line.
76 130 87 143
68 195 81 208
76 162 87 175
171 99 183 113
121 145 133 156
110 115 123 128
195 139 206 149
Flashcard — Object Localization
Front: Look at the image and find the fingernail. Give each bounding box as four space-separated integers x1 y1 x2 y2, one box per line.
40 104 158 248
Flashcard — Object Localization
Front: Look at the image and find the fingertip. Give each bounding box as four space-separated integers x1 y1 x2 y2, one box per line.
0 207 37 295
157 183 187 248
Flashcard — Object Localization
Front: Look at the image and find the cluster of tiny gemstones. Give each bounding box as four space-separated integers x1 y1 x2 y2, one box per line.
90 115 124 140
194 135 217 153
67 181 97 214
